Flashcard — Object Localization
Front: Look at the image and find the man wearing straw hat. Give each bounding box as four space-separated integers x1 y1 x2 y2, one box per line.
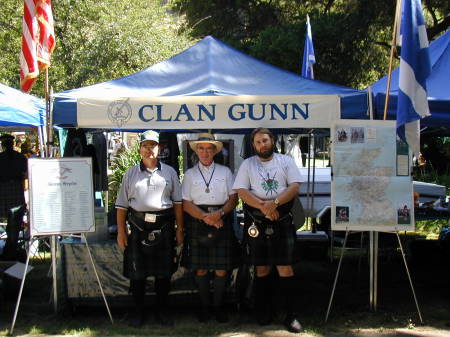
182 133 239 323
233 127 304 333
116 130 184 327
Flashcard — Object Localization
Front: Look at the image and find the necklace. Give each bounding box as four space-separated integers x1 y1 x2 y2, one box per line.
198 163 216 193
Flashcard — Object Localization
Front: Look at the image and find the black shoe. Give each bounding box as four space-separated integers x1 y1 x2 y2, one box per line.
154 311 174 326
197 307 210 323
214 307 229 323
128 312 145 328
284 315 303 333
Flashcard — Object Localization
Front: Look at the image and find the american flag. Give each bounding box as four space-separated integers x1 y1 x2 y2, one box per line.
20 0 55 92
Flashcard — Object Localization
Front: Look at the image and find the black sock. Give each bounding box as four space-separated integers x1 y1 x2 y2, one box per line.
253 273 273 324
279 275 297 317
195 273 211 308
130 279 146 311
155 277 171 310
213 274 227 308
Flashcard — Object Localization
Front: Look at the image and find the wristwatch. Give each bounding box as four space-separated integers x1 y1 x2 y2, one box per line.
274 198 280 206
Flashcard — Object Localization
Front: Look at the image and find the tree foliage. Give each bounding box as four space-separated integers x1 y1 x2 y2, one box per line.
171 0 449 89
0 0 195 96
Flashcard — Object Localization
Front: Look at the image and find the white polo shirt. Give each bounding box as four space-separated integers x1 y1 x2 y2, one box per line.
232 153 304 200
116 161 182 212
182 162 236 206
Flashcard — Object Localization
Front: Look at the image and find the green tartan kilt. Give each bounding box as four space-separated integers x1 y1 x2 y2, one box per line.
182 210 240 271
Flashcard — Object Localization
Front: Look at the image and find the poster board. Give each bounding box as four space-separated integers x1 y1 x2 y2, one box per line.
28 157 95 236
331 120 414 231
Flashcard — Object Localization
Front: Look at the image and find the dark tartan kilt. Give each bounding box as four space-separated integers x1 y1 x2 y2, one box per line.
123 214 175 280
0 180 25 218
243 206 296 266
182 211 240 271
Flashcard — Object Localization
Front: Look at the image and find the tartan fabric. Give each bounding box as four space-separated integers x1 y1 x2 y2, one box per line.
243 208 296 266
0 180 25 218
182 211 240 271
123 213 176 280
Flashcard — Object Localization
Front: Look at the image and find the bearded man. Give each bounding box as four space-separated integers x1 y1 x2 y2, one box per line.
232 127 304 333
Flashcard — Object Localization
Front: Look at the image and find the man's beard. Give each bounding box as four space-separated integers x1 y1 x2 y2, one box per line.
256 147 274 159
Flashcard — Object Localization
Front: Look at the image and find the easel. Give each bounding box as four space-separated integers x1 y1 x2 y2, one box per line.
325 229 423 322
9 157 114 335
9 232 113 334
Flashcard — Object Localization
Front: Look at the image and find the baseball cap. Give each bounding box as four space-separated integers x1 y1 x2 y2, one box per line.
139 130 159 144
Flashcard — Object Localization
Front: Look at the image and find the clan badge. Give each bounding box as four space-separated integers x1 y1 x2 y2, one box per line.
107 99 132 128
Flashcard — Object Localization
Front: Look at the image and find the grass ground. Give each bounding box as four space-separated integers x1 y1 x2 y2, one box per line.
1 241 450 337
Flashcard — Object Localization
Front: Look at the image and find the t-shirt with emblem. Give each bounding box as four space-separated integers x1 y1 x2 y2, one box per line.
115 161 181 212
182 162 236 206
232 153 303 200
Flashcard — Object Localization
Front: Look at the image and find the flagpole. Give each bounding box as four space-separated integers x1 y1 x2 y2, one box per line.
45 68 50 157
383 0 402 120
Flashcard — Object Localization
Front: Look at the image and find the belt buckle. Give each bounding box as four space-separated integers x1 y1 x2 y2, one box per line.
145 213 157 223
148 229 161 241
207 206 219 213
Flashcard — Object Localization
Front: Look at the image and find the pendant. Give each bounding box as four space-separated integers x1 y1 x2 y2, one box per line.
248 224 259 238
205 187 210 193
265 226 274 236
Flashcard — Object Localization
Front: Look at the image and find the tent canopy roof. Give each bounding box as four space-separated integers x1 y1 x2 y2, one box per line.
0 83 45 128
53 36 367 127
370 30 450 130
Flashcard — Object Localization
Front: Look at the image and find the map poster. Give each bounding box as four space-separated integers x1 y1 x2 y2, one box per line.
331 120 415 232
28 158 95 236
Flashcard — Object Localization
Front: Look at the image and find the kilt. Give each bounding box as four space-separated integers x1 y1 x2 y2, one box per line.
123 208 176 280
243 203 296 266
0 180 25 218
182 205 240 271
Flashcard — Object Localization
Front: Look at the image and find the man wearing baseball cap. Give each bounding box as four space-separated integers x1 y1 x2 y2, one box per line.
115 130 184 327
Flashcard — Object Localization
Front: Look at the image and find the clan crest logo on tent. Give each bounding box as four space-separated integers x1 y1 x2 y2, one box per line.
107 98 132 127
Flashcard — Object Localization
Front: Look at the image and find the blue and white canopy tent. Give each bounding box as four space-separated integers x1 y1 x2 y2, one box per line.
53 36 368 132
370 29 450 133
0 82 45 129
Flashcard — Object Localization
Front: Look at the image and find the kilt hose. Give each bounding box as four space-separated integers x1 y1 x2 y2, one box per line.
123 208 176 280
182 205 240 271
243 203 296 266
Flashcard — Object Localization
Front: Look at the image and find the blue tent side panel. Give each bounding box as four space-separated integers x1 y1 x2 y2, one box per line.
53 36 367 127
0 83 45 127
371 30 450 128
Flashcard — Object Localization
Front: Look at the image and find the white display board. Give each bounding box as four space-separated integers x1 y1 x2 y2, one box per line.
28 157 95 236
331 120 414 231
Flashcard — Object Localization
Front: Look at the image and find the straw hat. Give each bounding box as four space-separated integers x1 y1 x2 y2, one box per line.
189 133 223 153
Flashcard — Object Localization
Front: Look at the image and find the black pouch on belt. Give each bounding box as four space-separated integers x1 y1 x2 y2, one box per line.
196 205 226 248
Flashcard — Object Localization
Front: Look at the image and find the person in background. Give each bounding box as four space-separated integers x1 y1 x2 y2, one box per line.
233 127 304 333
0 134 27 219
115 130 183 328
181 133 239 323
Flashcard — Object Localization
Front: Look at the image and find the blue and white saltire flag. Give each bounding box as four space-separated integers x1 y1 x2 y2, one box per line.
301 15 316 79
397 0 431 156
